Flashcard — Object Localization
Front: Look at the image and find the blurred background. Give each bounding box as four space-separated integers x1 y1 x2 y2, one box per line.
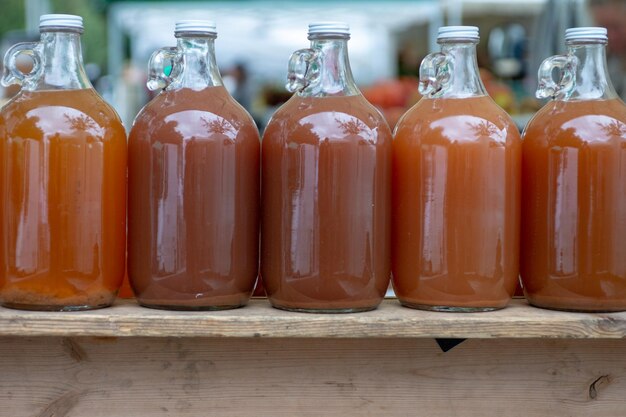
1 0 625 131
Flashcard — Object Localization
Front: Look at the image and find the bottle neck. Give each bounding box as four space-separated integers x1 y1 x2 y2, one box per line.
438 41 487 98
38 30 91 90
566 42 617 100
304 37 359 97
169 35 222 90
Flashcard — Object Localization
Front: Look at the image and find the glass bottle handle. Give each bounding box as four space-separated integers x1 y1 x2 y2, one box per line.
1 42 43 87
286 48 320 93
419 52 453 97
536 54 577 100
146 47 178 91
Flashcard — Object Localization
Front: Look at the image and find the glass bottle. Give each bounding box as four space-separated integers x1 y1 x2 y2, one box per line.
0 14 127 311
521 27 626 312
261 22 392 313
128 20 260 310
392 26 521 311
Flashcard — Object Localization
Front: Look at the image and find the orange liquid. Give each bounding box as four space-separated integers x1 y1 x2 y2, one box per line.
0 89 127 310
118 217 134 299
392 96 521 310
521 99 626 311
128 86 260 310
261 95 392 312
118 268 134 298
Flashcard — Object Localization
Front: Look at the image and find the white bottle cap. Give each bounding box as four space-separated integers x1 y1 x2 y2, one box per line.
565 27 608 42
39 14 83 31
308 22 350 37
437 26 479 41
175 20 217 35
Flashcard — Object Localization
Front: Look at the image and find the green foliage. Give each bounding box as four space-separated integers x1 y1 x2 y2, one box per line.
0 0 26 38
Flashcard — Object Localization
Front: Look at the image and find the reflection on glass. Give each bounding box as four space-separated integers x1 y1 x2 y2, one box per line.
128 86 259 309
393 96 521 311
0 89 127 310
521 99 626 311
261 95 392 312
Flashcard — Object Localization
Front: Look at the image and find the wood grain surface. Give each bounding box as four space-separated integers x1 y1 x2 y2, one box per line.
0 299 625 338
1 337 625 417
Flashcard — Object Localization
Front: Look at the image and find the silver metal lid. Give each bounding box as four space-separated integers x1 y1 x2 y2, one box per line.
39 14 83 31
437 26 479 41
308 22 350 37
175 20 217 35
565 27 608 42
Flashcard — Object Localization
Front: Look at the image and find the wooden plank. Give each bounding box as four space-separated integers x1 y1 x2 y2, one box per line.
1 337 625 417
0 299 625 339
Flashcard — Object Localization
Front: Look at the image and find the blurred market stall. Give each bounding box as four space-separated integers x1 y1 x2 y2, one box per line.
1 0 599 129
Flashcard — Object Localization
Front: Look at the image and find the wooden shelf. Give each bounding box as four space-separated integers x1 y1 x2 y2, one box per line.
3 298 626 416
1 298 625 338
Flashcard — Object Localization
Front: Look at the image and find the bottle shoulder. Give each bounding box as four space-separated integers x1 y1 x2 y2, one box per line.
136 88 253 122
395 96 520 145
3 88 114 115
267 94 391 136
0 89 125 140
264 94 392 145
523 99 626 146
399 96 515 123
130 87 259 144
